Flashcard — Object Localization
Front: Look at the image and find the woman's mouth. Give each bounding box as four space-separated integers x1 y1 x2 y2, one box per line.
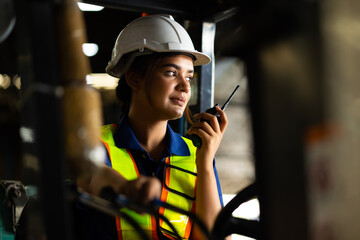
170 97 186 106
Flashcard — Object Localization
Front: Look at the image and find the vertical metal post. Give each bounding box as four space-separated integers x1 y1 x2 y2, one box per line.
15 0 75 239
199 22 216 112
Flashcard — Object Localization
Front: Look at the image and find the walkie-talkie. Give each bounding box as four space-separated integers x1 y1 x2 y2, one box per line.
190 85 240 148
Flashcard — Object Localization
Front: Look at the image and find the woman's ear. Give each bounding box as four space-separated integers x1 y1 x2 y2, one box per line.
124 71 143 90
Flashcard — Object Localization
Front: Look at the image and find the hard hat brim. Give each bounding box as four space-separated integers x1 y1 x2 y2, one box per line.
106 49 211 78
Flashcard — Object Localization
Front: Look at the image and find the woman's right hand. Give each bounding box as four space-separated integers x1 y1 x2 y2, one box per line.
77 166 161 205
121 176 162 205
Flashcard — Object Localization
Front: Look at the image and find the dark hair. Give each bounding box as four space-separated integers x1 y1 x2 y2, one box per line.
115 53 153 115
115 52 194 123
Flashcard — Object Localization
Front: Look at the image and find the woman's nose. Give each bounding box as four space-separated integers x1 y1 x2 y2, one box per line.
176 76 191 93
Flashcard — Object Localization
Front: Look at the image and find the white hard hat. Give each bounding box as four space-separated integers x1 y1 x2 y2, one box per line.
106 14 211 78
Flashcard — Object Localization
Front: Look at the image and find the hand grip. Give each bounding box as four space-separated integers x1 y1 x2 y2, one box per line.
189 85 239 148
190 105 220 148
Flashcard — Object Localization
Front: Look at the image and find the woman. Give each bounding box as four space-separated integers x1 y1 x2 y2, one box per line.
77 14 228 240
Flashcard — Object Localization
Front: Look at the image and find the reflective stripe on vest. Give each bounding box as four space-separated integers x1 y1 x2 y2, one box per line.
101 124 197 240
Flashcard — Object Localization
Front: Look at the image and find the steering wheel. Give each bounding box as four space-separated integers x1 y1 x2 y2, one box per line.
211 183 260 239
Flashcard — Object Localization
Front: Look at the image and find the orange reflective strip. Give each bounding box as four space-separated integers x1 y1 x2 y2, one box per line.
151 216 159 240
101 139 112 163
186 165 197 239
163 233 176 240
126 149 140 177
159 189 167 226
116 217 123 240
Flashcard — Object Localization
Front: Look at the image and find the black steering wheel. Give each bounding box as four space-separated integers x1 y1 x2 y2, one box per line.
211 183 260 239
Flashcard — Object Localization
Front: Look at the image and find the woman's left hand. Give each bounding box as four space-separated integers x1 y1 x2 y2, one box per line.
186 105 228 170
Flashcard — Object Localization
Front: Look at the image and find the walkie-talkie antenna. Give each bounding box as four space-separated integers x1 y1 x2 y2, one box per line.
221 85 240 110
190 84 240 148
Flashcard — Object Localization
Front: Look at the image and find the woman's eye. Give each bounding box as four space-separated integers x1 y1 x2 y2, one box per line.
186 76 193 82
165 71 176 77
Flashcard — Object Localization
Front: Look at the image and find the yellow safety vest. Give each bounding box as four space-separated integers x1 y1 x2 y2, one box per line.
101 124 198 240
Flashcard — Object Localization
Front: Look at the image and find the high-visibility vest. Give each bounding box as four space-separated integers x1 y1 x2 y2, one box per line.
101 124 197 240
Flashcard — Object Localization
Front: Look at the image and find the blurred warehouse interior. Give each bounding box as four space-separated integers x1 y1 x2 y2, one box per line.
1 0 360 239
